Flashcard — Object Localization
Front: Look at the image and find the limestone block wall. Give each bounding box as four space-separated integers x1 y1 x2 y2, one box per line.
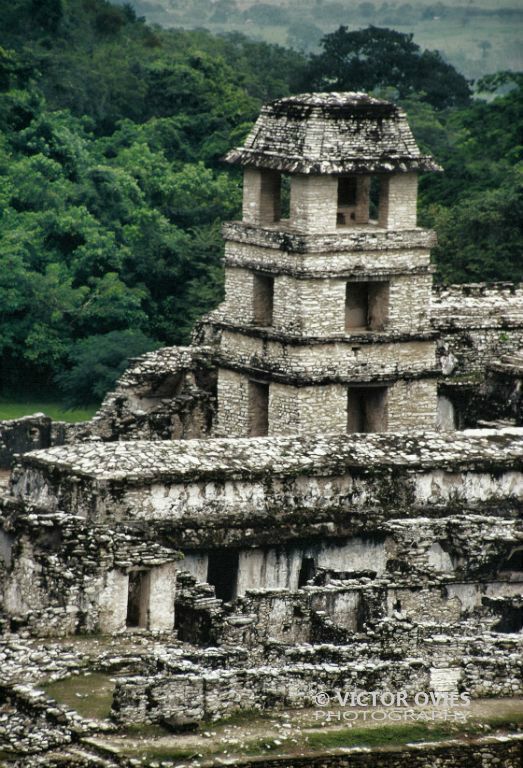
221 267 432 337
387 379 438 431
223 237 433 275
268 381 347 435
112 658 430 726
83 345 216 443
216 371 437 436
0 502 180 636
235 536 390 594
242 168 281 225
0 416 53 470
433 283 523 379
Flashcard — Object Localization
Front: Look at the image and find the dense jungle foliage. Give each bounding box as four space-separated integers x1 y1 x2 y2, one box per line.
0 0 521 404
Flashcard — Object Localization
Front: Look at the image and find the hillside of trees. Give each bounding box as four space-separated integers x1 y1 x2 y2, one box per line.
0 0 521 404
122 0 523 79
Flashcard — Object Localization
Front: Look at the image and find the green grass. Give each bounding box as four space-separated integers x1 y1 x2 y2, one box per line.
0 400 98 422
304 722 459 751
43 673 115 720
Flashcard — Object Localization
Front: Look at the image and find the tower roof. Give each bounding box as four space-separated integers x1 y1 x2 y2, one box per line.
224 92 442 175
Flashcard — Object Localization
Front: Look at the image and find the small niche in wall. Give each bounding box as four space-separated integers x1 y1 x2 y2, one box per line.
248 380 269 437
347 386 388 433
345 281 389 331
253 273 274 326
207 549 239 602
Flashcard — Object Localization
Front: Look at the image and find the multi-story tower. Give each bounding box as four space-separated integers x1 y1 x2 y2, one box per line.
209 92 442 437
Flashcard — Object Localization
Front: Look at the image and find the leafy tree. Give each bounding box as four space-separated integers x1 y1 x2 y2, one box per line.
426 169 523 283
56 329 160 405
304 26 471 108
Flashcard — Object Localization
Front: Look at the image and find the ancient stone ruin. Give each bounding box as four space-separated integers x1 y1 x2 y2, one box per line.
1 93 522 767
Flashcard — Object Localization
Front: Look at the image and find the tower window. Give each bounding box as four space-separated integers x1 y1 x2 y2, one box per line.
253 273 274 326
248 380 269 436
338 177 357 207
347 386 388 433
337 176 371 226
345 281 389 331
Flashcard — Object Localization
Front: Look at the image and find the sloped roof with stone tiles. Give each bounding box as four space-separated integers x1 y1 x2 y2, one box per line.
224 92 442 175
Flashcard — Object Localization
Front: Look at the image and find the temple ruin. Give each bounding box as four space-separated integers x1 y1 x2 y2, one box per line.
0 93 522 767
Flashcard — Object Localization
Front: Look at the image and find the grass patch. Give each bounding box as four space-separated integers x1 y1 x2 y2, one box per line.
43 673 115 721
304 722 459 750
0 400 98 422
483 711 523 727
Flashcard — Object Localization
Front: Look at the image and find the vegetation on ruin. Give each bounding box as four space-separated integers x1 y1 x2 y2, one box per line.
43 672 116 720
0 0 521 406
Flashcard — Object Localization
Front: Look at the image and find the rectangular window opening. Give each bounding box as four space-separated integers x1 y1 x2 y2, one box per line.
345 281 389 331
260 170 282 223
347 386 388 433
253 273 274 326
248 380 269 437
337 176 357 226
207 549 239 602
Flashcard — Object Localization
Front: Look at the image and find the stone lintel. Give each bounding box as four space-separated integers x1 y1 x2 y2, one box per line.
222 222 437 254
214 357 440 387
207 320 438 346
223 254 435 280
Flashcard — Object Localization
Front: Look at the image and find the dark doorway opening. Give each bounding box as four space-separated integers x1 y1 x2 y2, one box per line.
298 557 316 588
207 550 239 602
126 571 148 628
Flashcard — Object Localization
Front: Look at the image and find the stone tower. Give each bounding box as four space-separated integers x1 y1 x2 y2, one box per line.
208 92 442 437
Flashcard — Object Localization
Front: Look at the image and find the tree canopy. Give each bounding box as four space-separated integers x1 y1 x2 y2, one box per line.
303 26 472 109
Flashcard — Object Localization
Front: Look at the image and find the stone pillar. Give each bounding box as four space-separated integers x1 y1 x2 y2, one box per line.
242 168 281 225
98 569 128 633
147 562 177 632
290 174 338 233
379 173 418 229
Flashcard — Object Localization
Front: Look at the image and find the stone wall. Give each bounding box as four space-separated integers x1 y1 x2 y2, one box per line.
378 172 418 229
222 267 432 336
82 345 216 443
0 501 179 636
189 739 523 768
433 283 523 380
0 416 54 470
217 329 436 381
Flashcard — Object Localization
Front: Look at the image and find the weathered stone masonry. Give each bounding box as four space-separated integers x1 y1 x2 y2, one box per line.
0 92 522 764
